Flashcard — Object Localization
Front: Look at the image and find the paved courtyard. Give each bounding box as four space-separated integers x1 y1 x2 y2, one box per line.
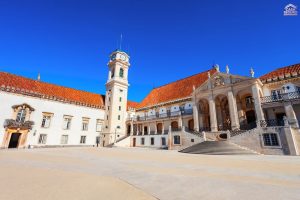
0 147 299 200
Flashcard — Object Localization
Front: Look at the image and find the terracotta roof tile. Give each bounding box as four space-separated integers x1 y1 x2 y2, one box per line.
0 72 105 108
260 63 300 81
127 100 139 110
137 68 216 109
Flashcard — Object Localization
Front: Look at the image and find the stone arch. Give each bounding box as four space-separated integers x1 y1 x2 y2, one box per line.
198 98 210 129
215 94 231 130
157 123 163 134
188 119 194 131
171 121 179 131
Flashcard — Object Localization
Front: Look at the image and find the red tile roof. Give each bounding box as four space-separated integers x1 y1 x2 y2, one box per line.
260 63 300 81
137 68 217 109
0 72 105 108
127 100 139 109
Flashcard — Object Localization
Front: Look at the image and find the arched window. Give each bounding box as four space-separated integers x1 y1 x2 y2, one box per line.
119 68 124 78
16 109 26 123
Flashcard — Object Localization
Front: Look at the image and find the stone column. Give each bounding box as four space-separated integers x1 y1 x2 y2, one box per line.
179 117 183 129
155 123 158 134
284 102 299 127
228 91 240 130
209 97 218 132
148 125 151 134
142 124 145 135
162 122 165 134
251 83 265 122
193 104 199 131
137 124 140 135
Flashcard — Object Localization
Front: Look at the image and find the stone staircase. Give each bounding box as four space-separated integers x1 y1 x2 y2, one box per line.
179 141 258 155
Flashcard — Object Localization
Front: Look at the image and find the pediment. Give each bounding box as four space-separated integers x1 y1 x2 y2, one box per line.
194 72 253 92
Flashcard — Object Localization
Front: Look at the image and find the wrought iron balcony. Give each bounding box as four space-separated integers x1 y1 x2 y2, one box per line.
181 109 193 115
259 119 284 127
3 119 34 130
261 91 300 103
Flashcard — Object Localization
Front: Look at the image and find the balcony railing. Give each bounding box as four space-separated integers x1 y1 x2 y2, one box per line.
261 91 300 103
259 119 284 127
3 119 34 130
128 109 193 122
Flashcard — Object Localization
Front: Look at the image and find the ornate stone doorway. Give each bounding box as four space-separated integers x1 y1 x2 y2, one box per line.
8 133 21 148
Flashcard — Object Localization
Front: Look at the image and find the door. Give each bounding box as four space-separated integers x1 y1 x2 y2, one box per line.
246 110 256 124
127 125 131 136
188 119 194 131
157 123 162 134
276 113 285 126
132 138 136 147
8 133 21 148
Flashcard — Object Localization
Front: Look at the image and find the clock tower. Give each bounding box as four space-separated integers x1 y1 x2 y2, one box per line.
102 49 130 146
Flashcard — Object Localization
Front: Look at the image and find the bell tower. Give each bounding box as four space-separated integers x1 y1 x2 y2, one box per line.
103 49 130 146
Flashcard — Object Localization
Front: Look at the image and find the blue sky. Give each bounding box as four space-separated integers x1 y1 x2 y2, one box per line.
0 0 299 102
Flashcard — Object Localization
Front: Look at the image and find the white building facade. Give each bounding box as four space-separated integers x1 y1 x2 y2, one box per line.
1 49 300 155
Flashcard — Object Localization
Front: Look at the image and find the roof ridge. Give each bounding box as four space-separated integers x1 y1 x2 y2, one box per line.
0 71 103 96
152 68 214 90
260 62 300 79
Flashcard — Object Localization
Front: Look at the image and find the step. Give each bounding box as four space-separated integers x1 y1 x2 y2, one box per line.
180 141 257 155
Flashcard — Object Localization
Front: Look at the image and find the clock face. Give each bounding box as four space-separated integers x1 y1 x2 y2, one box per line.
111 54 116 61
120 54 126 61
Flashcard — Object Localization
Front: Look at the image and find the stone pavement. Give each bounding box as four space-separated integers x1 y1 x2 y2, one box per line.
0 147 299 200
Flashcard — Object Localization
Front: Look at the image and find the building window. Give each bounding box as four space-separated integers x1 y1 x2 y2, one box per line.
141 137 145 145
96 119 102 132
191 139 194 142
119 68 124 78
161 137 166 146
16 109 26 123
63 116 72 130
118 115 120 120
41 114 52 128
82 118 89 131
119 97 122 102
61 135 68 144
80 136 86 144
82 122 88 131
263 133 279 146
108 106 109 110
174 135 181 145
151 137 155 145
119 106 121 111
117 126 120 129
38 134 47 144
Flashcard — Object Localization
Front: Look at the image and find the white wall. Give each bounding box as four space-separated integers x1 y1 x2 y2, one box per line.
0 91 105 147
